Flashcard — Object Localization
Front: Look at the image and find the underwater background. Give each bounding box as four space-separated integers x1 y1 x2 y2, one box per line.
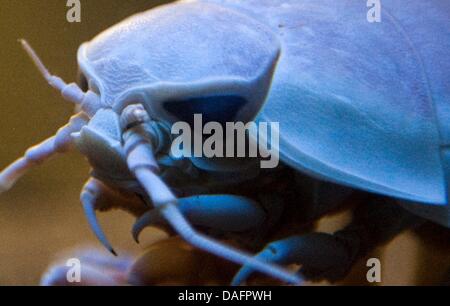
0 0 448 285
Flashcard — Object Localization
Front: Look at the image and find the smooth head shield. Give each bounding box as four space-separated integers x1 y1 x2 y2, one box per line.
77 2 281 124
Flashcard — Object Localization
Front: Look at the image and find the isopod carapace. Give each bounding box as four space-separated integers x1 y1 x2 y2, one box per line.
1 0 449 285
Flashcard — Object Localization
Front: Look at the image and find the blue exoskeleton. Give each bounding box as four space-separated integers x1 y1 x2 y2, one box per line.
1 0 449 285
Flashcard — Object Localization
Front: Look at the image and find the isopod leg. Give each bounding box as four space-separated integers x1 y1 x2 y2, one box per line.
232 197 423 285
81 178 117 256
120 104 302 285
80 178 146 256
231 234 344 286
132 194 267 242
81 177 149 256
130 167 301 285
0 112 88 193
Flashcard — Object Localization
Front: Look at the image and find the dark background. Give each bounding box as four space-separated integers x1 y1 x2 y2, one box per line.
0 0 448 285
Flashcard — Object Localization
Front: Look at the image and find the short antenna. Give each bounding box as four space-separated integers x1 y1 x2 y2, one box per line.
19 39 52 80
19 39 68 93
18 39 102 116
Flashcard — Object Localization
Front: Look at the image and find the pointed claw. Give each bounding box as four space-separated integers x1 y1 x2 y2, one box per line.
231 250 274 286
231 240 308 286
231 267 253 286
231 270 252 286
132 210 166 243
82 192 117 256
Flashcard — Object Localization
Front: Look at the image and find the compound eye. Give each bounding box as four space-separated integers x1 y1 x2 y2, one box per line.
163 95 248 126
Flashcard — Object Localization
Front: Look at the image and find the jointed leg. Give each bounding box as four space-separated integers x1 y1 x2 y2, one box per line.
232 233 351 285
132 194 267 242
232 197 423 285
81 178 148 255
120 104 302 285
